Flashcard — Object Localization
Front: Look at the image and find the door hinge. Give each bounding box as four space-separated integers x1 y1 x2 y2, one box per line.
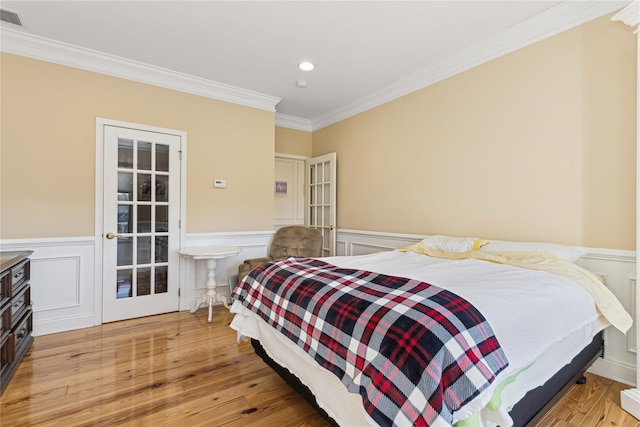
179 219 181 229
178 150 182 160
178 288 181 297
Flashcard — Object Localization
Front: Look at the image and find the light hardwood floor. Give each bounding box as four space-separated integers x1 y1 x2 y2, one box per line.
1 306 638 427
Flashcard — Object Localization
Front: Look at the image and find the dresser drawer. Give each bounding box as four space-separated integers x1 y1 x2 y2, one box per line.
10 285 30 328
0 302 10 344
10 260 30 294
0 270 10 307
12 311 32 360
0 251 33 396
0 333 12 378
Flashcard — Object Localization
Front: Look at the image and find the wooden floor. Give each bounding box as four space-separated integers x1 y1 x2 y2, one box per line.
1 306 638 427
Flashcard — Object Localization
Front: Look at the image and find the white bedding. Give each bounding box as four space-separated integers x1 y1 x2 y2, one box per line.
230 250 615 426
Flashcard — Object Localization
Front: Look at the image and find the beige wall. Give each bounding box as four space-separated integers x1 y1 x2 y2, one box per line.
1 53 275 238
313 13 637 250
1 12 636 248
275 126 312 157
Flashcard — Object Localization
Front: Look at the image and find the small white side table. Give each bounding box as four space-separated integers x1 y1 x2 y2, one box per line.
178 245 241 322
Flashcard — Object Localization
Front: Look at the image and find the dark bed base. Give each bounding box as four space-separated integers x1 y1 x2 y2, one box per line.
251 331 603 426
511 330 603 426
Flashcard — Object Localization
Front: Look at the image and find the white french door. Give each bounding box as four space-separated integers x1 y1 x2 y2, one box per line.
102 125 181 322
306 153 337 256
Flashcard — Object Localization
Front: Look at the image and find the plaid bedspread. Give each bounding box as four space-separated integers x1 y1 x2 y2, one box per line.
232 257 508 426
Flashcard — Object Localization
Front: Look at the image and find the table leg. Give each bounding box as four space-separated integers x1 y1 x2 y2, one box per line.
189 258 229 322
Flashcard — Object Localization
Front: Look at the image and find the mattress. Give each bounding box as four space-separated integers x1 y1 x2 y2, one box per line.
230 250 617 426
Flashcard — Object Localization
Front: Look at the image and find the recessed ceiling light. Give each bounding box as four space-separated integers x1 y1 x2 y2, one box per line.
298 61 315 71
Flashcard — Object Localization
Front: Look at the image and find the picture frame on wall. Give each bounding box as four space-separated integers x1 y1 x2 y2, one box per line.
275 181 288 195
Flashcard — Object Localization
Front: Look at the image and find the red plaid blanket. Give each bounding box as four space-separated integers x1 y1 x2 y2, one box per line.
232 257 508 426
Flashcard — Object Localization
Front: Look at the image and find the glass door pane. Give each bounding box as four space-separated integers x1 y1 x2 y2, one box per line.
115 137 171 300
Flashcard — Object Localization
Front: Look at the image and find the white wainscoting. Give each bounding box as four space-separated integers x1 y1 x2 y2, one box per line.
0 232 275 337
181 231 274 311
336 229 638 386
336 229 424 256
2 230 636 386
0 237 99 336
578 249 638 386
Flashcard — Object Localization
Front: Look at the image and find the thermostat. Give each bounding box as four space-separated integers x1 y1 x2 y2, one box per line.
213 179 227 188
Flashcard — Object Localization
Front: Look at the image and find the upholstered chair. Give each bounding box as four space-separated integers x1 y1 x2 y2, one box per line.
238 226 323 282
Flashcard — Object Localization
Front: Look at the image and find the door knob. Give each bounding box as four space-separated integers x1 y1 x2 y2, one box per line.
105 232 121 240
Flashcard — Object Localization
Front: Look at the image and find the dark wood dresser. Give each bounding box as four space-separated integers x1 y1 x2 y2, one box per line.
0 251 34 395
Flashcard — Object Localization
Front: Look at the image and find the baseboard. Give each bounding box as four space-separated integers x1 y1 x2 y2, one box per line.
588 357 636 387
621 388 640 420
32 312 98 336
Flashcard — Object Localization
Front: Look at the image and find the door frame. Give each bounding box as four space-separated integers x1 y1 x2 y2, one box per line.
305 152 337 256
94 118 187 324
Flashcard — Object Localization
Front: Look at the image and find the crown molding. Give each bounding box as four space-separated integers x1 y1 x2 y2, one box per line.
0 27 281 113
612 0 640 31
311 0 632 131
275 113 313 132
0 0 630 129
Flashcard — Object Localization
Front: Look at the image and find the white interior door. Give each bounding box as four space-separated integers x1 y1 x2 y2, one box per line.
306 153 337 256
274 155 305 228
102 125 181 322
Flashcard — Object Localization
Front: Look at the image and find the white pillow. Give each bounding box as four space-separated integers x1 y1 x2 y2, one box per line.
479 240 583 262
419 235 482 253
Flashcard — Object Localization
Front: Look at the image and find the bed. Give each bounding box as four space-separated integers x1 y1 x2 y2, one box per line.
230 235 632 426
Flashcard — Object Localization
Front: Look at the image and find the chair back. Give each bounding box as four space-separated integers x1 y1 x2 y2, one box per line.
269 226 323 260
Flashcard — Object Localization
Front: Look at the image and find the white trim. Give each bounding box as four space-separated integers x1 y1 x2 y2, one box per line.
275 152 310 161
1 27 281 113
612 0 640 31
580 248 636 262
337 229 638 260
630 278 638 354
179 126 189 310
185 230 275 241
275 113 313 132
34 314 98 337
339 228 425 241
31 255 82 311
622 388 640 419
311 0 632 131
0 236 95 246
590 357 636 387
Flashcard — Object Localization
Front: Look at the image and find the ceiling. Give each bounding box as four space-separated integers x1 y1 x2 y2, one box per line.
0 1 631 130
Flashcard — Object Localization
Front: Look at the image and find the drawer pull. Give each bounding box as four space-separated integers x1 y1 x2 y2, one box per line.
16 328 26 339
13 299 24 308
